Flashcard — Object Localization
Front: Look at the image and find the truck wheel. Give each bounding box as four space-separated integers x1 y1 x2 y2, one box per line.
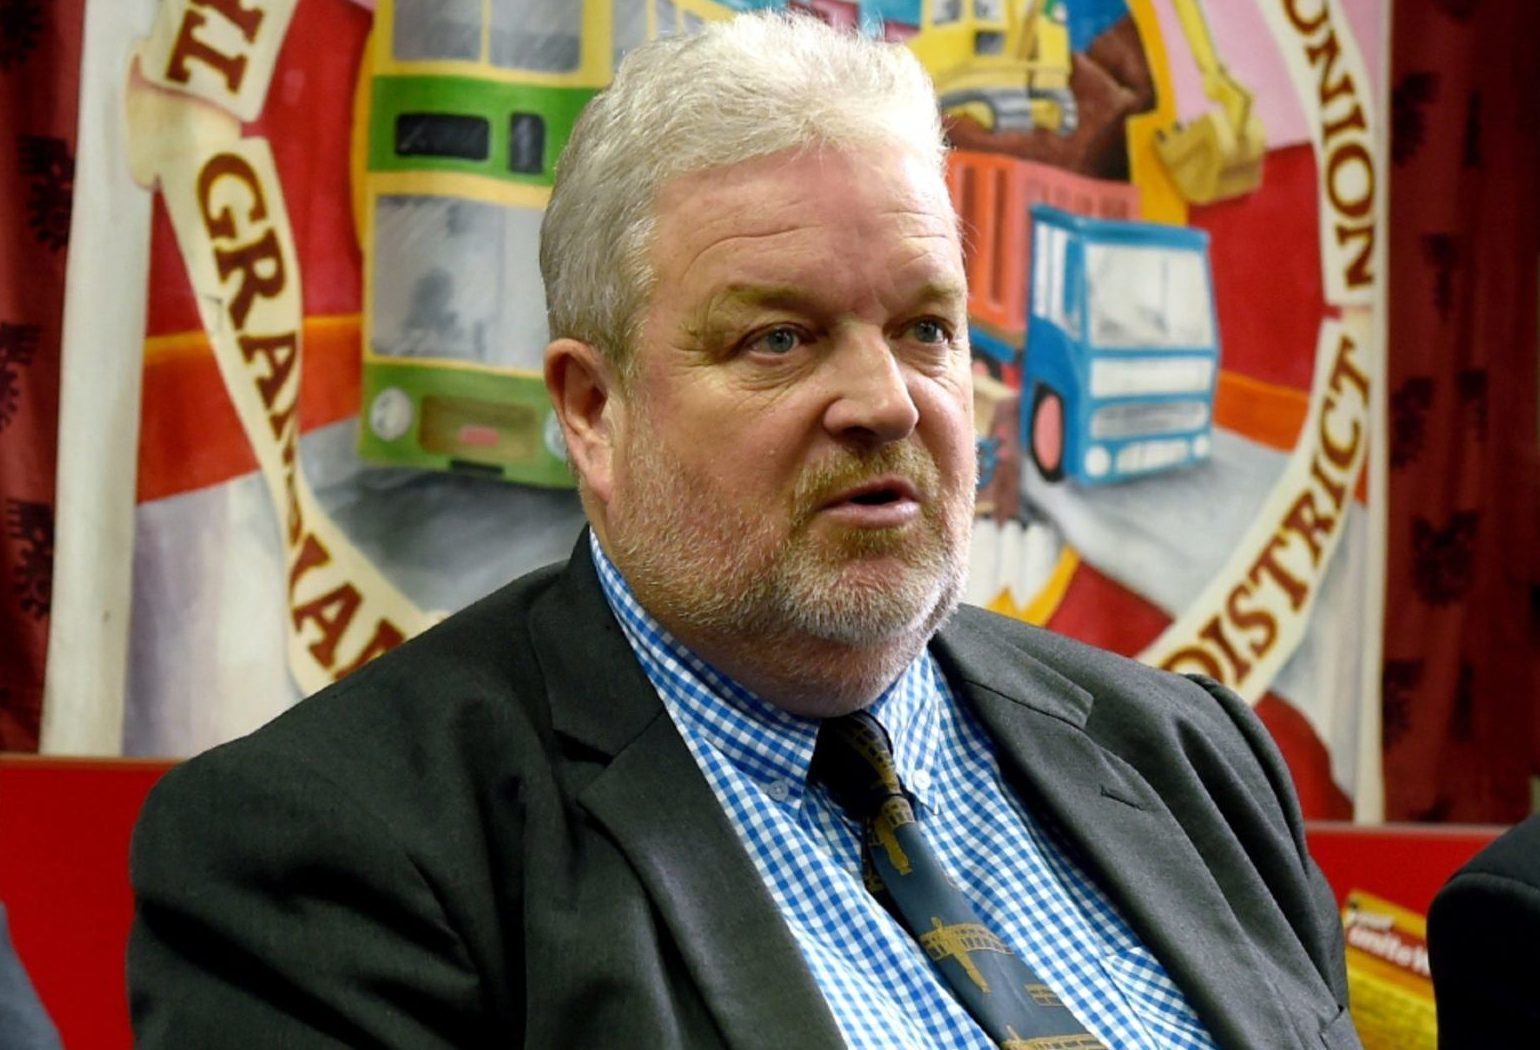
1029 385 1065 482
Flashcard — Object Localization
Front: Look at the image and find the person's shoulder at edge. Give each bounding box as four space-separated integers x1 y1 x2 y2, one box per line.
0 904 62 1050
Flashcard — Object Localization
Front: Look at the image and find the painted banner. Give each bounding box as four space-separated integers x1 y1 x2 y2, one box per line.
42 0 1388 817
952 0 1387 818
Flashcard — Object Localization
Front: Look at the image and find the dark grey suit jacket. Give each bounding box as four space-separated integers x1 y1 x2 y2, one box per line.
129 538 1359 1049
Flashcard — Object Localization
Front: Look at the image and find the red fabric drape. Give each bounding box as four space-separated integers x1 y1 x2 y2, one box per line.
1383 0 1540 821
0 1 84 749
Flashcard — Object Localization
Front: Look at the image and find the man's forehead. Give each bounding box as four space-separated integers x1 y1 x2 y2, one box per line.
650 148 960 284
653 144 954 225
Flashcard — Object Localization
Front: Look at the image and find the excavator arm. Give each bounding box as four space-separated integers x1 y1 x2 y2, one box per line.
1153 0 1265 203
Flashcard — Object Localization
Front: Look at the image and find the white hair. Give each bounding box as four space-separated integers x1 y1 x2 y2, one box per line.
539 12 946 376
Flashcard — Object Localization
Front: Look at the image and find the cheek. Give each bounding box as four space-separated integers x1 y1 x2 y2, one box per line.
921 380 977 461
706 449 791 507
644 418 785 508
681 396 814 485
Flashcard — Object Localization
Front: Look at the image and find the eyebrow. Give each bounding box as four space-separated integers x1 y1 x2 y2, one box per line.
908 280 969 310
697 280 969 325
699 285 814 320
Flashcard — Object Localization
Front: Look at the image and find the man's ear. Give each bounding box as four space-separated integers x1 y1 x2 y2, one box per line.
544 337 621 505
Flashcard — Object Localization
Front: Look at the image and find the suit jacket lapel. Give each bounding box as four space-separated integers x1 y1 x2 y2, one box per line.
932 621 1306 1050
532 540 846 1050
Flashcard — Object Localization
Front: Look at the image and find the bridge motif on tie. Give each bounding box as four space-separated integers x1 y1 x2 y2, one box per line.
919 918 1013 992
868 796 915 874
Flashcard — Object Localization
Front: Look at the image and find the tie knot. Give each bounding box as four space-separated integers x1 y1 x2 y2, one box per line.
810 710 908 821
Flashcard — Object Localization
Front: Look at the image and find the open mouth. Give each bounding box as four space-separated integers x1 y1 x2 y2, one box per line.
849 488 902 506
822 477 921 511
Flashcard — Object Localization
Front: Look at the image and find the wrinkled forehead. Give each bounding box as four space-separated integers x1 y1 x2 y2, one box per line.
632 145 967 356
649 143 960 258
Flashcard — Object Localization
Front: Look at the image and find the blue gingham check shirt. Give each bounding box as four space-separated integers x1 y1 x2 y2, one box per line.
592 534 1218 1049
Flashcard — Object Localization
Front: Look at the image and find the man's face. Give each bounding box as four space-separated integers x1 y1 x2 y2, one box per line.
602 144 976 666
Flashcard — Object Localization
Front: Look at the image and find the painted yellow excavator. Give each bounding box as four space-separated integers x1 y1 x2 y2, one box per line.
902 0 1077 136
1153 0 1265 203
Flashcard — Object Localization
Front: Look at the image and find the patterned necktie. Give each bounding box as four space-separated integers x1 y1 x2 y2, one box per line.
811 710 1107 1050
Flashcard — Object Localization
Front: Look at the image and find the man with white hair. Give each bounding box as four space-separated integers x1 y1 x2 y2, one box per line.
129 14 1359 1049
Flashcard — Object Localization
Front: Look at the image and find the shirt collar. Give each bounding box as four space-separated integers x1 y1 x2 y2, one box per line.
589 531 944 812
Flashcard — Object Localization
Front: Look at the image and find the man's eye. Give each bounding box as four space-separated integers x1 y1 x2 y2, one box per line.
749 327 803 356
909 319 951 344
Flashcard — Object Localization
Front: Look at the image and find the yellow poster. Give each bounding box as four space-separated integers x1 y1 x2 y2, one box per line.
1342 890 1437 1050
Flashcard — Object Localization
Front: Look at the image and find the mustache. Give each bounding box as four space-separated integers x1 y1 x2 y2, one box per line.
791 444 941 518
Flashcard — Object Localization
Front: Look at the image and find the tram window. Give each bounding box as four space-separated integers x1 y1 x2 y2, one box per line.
490 0 580 72
373 196 550 371
656 0 679 38
614 0 647 68
508 113 546 175
393 0 479 61
395 113 491 162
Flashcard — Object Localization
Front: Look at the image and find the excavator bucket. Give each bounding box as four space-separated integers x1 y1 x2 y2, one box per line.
1152 0 1268 205
1154 107 1265 204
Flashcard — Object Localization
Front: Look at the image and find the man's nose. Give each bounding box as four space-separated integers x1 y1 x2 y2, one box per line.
820 329 921 447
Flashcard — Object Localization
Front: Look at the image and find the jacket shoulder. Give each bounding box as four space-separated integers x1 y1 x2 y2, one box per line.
941 603 1243 735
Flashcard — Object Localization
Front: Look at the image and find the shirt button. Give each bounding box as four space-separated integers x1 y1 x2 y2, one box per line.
767 779 791 803
909 768 932 792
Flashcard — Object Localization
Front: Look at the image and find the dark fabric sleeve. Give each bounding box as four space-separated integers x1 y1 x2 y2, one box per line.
1185 674 1352 1007
127 748 492 1049
0 904 61 1050
1428 815 1540 1049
